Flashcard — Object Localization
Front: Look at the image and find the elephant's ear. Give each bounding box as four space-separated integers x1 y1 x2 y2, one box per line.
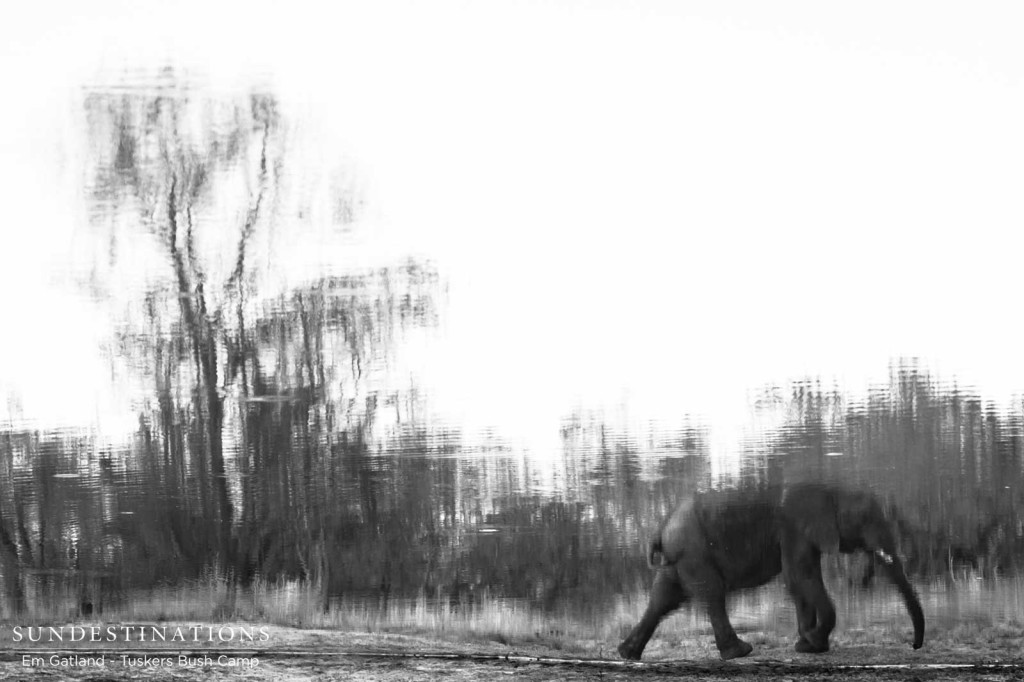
784 487 840 552
836 489 887 549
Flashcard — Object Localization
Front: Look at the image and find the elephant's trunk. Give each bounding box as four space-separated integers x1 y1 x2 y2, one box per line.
876 550 925 649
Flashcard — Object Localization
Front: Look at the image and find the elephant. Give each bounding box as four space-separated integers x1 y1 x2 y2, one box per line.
617 483 925 661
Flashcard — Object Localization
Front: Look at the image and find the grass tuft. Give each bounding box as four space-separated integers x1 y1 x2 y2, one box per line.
5 573 1023 657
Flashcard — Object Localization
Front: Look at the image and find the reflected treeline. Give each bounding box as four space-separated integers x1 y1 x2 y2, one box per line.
6 362 1023 618
747 362 1024 579
0 414 711 617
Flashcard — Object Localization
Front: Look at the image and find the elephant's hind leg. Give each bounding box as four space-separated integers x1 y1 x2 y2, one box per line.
680 564 753 660
704 592 754 660
618 568 689 660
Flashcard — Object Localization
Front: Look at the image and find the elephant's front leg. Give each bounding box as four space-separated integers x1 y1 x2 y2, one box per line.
789 590 818 647
796 574 835 653
784 549 835 653
618 567 689 660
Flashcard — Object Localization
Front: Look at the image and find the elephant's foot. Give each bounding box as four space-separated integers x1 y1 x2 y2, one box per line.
617 640 643 661
718 639 754 660
794 636 829 654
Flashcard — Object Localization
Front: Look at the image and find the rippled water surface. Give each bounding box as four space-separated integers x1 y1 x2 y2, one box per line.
1 71 1023 631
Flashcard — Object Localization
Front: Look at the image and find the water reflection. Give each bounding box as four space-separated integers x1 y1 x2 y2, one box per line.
1 72 1023 628
2 363 1024 620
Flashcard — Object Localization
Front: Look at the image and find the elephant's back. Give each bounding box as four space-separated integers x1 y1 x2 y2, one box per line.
657 487 783 567
694 487 784 584
701 490 781 538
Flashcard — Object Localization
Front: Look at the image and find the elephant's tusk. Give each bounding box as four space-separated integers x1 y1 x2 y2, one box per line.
875 549 894 565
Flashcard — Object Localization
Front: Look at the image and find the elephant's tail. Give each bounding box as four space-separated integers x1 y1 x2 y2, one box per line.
647 537 667 569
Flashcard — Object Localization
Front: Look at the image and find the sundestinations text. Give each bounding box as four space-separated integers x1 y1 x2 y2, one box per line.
11 625 271 643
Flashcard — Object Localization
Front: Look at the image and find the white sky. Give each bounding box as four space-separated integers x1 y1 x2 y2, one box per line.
2 1 1024 458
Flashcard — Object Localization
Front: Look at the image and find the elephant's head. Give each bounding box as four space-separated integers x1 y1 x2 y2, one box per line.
783 484 925 649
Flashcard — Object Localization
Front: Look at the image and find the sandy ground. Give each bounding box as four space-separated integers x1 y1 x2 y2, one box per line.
1 627 1023 681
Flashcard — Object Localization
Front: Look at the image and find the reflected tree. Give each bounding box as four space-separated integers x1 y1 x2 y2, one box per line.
80 71 444 598
85 72 287 569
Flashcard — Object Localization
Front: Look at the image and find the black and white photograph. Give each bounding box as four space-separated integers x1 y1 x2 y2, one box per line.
2 2 1023 680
